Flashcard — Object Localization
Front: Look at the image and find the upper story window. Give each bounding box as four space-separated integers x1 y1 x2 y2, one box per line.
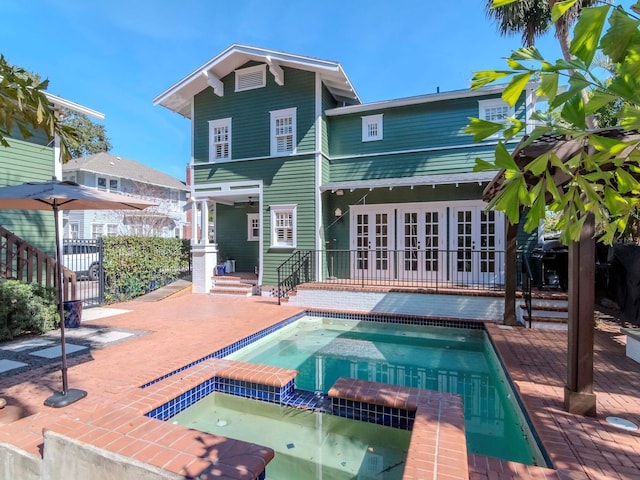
209 118 231 162
362 114 383 142
235 64 266 92
270 205 296 248
478 99 513 124
97 177 119 191
270 107 297 157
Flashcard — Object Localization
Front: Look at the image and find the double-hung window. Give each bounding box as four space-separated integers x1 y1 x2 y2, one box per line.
270 107 296 156
209 118 231 162
97 177 119 191
478 99 513 123
270 205 296 248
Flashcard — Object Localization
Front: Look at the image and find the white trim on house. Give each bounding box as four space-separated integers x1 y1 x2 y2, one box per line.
270 107 297 157
478 98 513 123
208 117 232 162
362 114 383 142
314 73 323 278
325 84 510 116
270 204 297 249
46 92 105 120
321 171 498 192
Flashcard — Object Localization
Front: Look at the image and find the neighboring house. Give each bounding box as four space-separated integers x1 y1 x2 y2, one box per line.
61 153 189 240
0 94 103 254
154 44 536 294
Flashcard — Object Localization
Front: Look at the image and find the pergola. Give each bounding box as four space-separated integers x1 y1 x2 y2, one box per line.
484 128 640 417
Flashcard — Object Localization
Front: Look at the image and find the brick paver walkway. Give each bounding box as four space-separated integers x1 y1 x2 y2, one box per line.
0 289 639 479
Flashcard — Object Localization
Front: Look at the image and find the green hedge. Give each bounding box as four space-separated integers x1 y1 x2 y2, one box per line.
0 279 58 341
102 236 190 303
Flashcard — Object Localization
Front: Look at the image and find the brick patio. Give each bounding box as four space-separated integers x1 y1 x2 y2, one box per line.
0 290 639 479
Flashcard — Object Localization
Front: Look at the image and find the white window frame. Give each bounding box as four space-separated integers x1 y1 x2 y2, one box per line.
270 204 297 248
91 223 104 239
362 114 383 142
69 222 79 239
209 118 232 162
106 224 118 237
97 176 119 192
478 99 514 125
235 64 266 92
270 107 297 157
247 213 260 241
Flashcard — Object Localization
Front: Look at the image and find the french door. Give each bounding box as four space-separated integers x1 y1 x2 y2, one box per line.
398 207 445 282
350 207 395 280
349 202 503 285
451 206 503 285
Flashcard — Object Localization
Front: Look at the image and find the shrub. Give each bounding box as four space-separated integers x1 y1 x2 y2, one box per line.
0 279 58 341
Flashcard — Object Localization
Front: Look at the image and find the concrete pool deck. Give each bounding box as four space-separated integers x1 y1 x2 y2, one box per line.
0 288 639 479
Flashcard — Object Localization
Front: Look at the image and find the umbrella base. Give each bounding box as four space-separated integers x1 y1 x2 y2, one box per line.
44 389 87 408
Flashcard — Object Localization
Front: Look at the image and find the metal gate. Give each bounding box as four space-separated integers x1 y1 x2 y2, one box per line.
62 238 104 307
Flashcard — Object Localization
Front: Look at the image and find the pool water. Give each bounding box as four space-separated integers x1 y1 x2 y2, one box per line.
227 317 545 466
171 393 410 480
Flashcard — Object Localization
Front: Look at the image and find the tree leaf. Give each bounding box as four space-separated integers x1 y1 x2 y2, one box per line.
585 91 618 115
502 73 531 107
493 177 526 224
615 168 640 194
604 186 629 216
524 186 546 232
537 73 559 104
471 70 512 90
525 152 551 176
491 0 518 7
494 141 518 170
511 47 544 62
601 7 640 64
571 5 610 67
551 0 579 23
560 95 587 129
474 158 497 172
465 117 505 141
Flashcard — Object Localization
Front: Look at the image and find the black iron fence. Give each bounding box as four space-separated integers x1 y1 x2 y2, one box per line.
277 248 506 302
62 238 104 307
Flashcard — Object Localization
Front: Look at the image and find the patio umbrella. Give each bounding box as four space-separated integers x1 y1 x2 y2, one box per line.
0 178 156 407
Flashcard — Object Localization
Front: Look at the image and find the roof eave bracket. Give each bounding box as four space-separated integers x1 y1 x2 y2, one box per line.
265 56 285 86
203 70 224 97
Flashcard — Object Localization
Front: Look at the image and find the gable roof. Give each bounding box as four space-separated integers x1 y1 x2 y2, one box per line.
153 44 360 118
63 153 188 191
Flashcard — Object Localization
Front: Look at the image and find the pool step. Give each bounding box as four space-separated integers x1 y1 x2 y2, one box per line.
210 275 256 296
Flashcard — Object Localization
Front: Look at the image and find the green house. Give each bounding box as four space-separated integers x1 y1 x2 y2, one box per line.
154 45 536 295
0 93 104 255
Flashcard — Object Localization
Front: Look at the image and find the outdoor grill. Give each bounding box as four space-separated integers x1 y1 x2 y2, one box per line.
529 239 569 291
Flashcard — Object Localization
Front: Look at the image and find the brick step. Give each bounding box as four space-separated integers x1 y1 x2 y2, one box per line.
210 287 253 297
210 275 255 296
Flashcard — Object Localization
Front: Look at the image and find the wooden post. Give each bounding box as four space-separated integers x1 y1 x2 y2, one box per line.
564 213 597 416
503 222 519 326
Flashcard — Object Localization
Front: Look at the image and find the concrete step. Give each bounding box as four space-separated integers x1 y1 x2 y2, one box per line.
210 275 255 296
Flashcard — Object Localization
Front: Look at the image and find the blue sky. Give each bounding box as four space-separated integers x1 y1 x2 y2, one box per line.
0 0 618 181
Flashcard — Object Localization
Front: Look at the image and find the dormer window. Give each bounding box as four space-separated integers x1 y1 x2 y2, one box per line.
235 65 266 92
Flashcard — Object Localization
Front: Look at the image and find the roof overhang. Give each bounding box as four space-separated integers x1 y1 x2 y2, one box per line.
321 171 498 192
325 84 514 116
46 92 104 120
154 44 361 118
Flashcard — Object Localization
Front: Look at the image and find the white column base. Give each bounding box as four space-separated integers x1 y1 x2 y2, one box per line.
191 244 218 294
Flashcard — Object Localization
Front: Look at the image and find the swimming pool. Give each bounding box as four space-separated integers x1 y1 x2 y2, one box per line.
172 392 410 479
226 316 546 466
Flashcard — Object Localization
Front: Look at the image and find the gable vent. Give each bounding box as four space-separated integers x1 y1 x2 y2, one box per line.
235 65 266 92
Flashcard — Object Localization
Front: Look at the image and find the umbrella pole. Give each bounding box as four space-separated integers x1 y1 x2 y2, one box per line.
44 202 87 408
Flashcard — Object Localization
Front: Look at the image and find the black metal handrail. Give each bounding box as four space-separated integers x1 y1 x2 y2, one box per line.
521 253 534 328
277 248 507 302
276 250 314 305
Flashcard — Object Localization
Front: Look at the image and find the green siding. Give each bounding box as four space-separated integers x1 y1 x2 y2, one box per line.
321 84 337 157
328 144 497 181
194 155 316 285
0 136 56 255
328 94 525 157
216 203 260 273
193 65 317 162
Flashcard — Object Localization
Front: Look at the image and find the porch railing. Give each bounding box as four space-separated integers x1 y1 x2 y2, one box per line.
277 248 506 301
0 225 76 301
276 250 314 305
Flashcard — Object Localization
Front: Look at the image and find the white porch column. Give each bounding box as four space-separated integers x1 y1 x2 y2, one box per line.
190 199 217 293
191 202 198 244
